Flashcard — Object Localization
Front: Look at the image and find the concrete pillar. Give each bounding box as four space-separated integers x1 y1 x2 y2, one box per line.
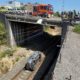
5 19 16 47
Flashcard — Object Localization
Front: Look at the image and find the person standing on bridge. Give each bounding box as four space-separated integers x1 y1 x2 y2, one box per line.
68 11 73 25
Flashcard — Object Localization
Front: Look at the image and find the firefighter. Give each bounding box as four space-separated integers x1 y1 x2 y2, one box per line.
61 12 64 21
68 11 73 24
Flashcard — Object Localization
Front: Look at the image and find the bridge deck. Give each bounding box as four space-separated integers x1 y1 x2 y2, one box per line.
5 14 62 26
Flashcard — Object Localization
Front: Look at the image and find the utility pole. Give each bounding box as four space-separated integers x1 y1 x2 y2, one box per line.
62 0 64 12
61 0 64 20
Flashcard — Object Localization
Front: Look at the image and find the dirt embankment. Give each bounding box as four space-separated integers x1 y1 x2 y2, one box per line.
44 25 61 36
0 46 33 77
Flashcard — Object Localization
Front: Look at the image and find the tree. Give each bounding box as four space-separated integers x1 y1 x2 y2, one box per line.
54 11 60 17
0 6 5 9
20 6 25 10
73 10 77 16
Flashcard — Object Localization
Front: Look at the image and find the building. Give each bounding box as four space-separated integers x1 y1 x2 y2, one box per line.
8 1 21 8
24 3 33 12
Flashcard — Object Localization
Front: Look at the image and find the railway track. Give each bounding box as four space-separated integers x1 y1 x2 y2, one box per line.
12 33 61 80
12 53 45 80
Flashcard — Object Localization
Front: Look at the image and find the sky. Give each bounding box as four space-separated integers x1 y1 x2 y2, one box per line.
0 0 80 12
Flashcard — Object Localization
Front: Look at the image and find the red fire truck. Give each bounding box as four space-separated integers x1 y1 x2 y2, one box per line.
32 4 53 17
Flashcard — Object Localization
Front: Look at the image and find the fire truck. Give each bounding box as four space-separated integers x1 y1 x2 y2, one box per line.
32 4 53 17
25 4 53 17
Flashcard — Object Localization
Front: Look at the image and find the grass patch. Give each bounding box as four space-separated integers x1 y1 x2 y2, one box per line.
43 26 50 32
0 9 8 13
0 49 15 59
73 24 80 34
0 21 7 45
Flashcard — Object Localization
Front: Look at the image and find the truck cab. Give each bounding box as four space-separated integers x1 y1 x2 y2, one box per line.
32 4 53 17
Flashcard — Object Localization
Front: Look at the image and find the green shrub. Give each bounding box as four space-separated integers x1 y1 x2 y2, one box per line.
54 12 61 17
16 57 20 62
43 26 50 32
0 49 15 59
73 24 80 34
0 21 7 45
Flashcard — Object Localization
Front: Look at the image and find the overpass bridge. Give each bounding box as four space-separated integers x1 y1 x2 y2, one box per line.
4 14 62 47
0 14 68 80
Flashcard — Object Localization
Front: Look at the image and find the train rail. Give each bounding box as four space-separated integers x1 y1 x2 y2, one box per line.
12 53 45 80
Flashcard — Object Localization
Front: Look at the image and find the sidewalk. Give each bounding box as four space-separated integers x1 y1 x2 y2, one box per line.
53 26 80 80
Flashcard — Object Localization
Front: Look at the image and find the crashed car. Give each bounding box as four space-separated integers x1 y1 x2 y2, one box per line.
25 51 41 71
